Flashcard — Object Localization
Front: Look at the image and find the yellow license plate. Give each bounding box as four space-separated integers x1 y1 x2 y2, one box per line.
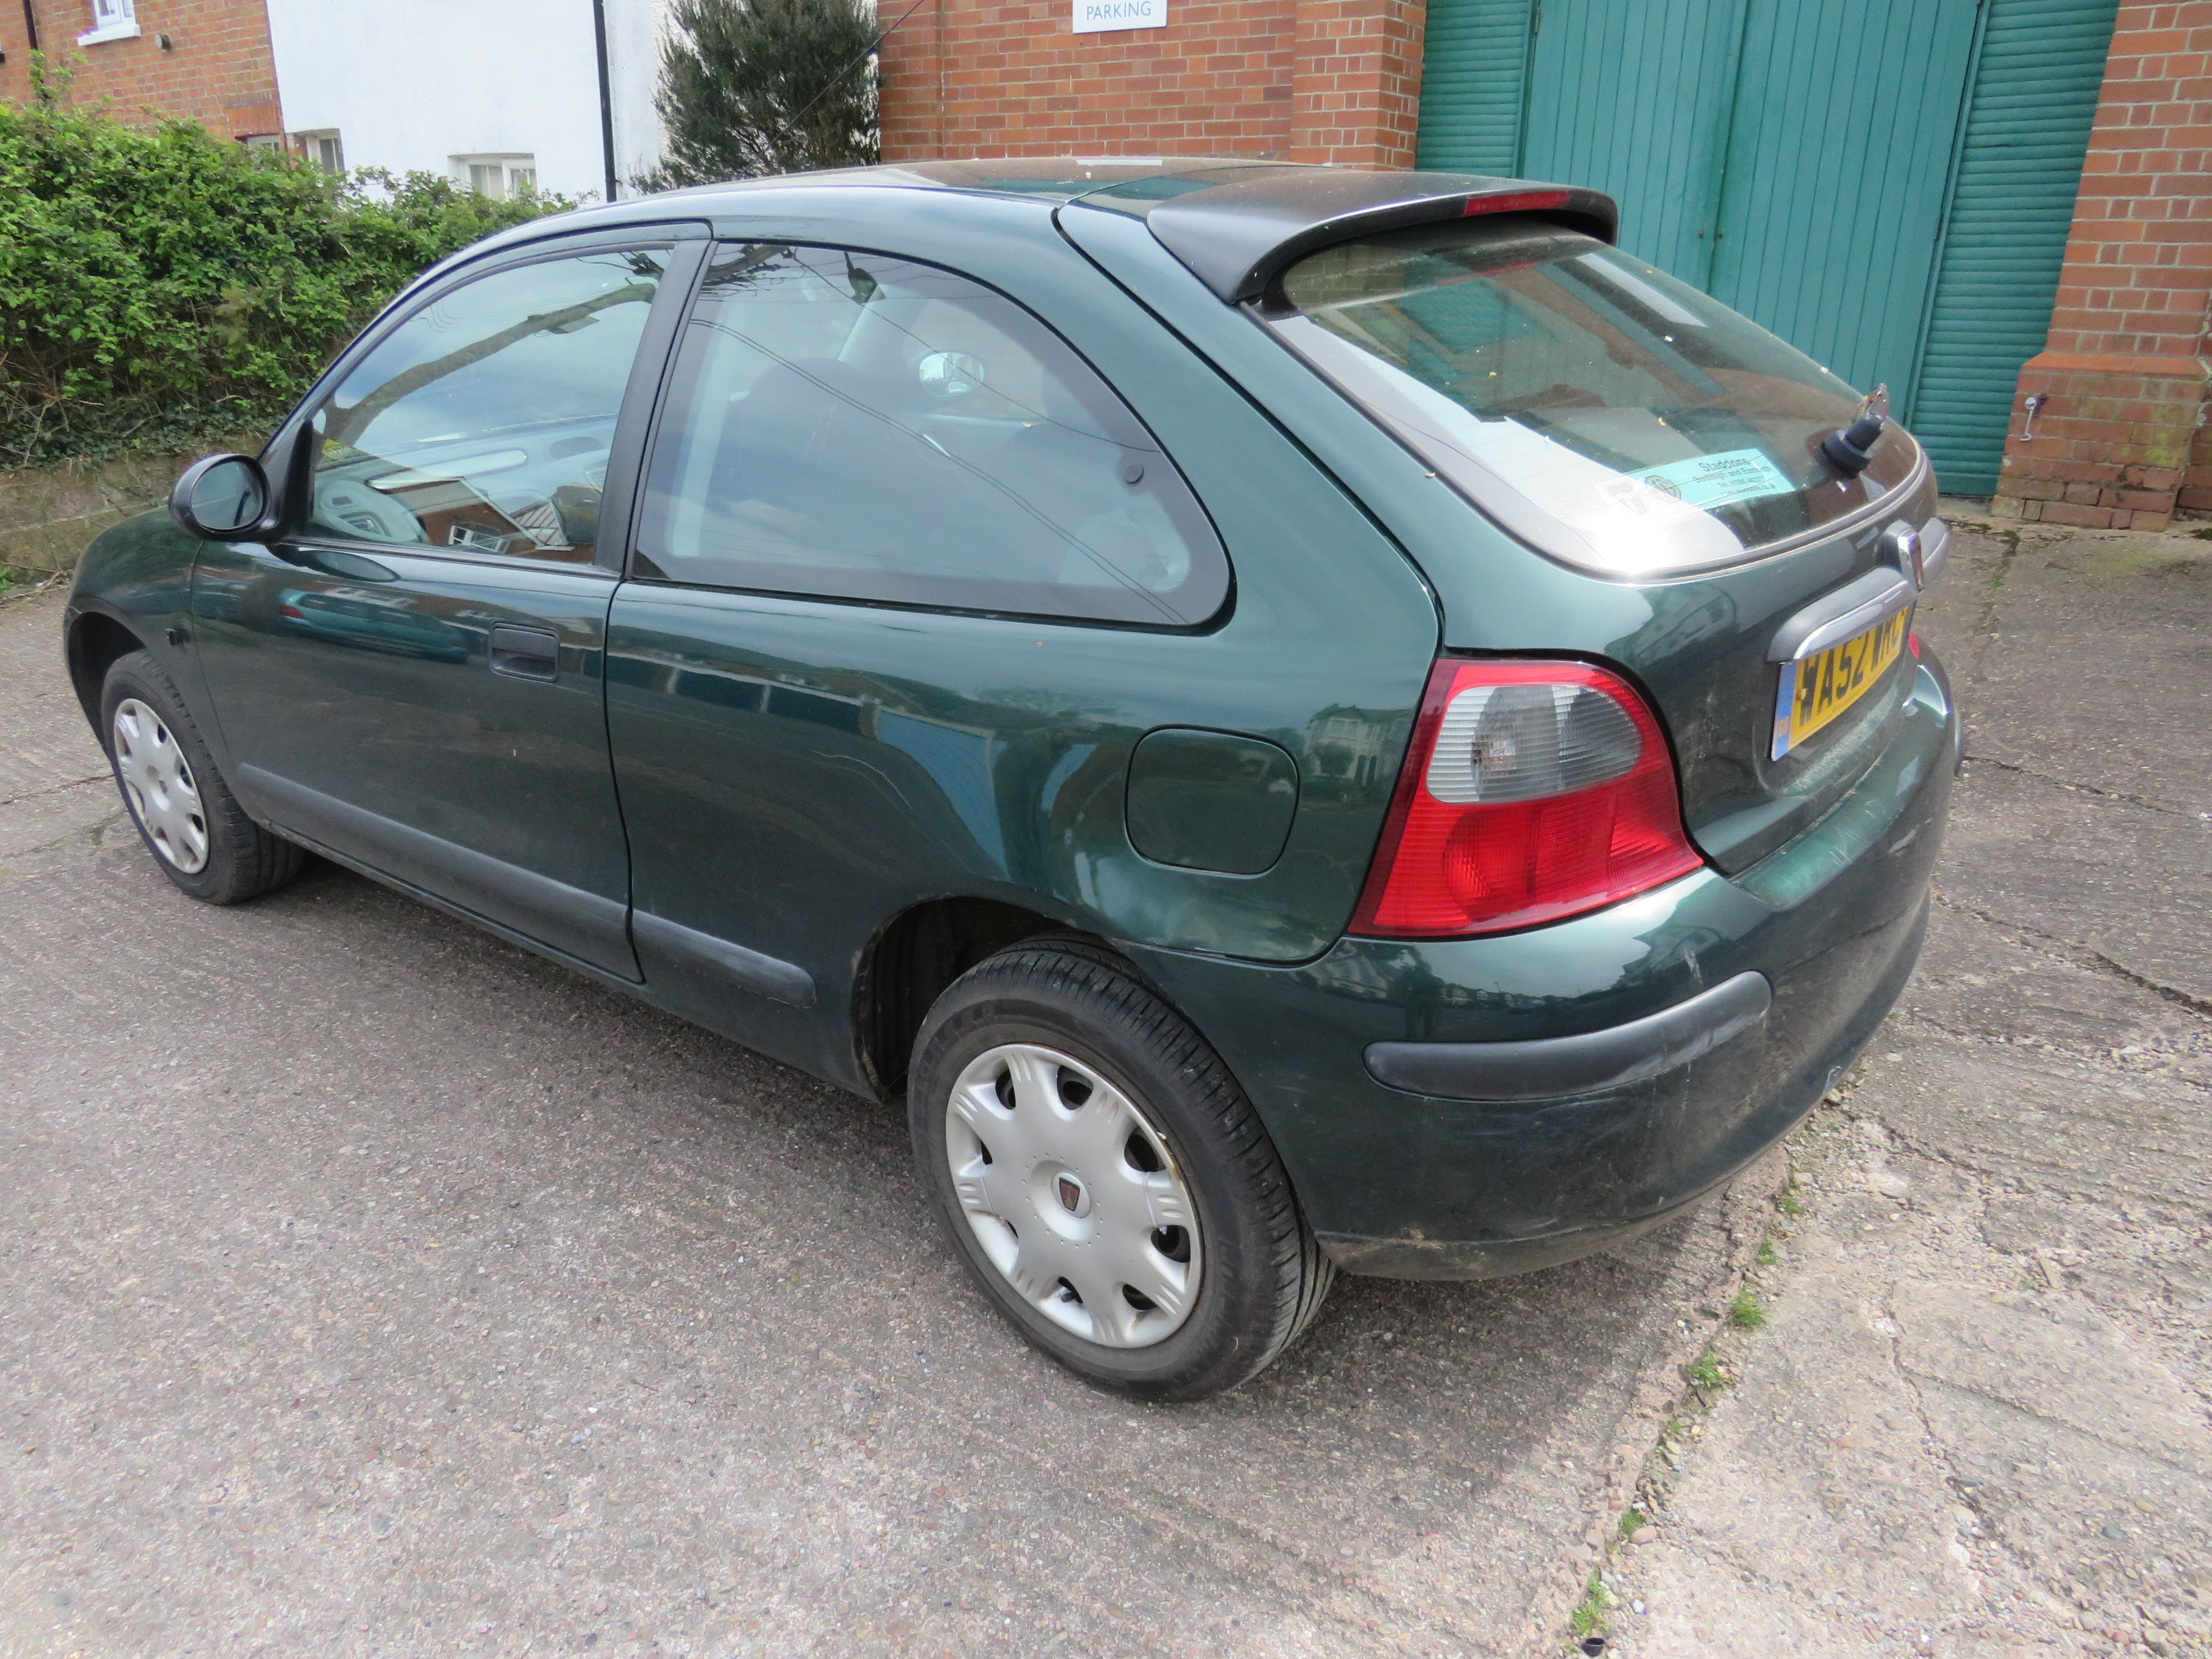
1772 610 1909 759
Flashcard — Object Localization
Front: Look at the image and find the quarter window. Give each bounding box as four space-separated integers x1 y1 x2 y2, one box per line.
633 244 1227 627
304 249 665 562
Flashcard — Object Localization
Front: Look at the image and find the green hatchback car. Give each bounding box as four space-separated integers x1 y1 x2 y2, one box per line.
67 159 1957 1399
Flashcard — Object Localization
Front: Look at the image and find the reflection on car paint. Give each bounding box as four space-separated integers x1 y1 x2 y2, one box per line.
273 586 472 663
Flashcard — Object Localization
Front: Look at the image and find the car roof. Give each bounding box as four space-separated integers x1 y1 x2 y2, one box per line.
451 158 1618 306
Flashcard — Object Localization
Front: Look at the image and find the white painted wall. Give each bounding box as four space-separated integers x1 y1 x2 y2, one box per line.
604 0 676 192
266 0 677 203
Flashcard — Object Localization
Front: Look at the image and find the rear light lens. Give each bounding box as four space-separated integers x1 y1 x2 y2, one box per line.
1461 188 1570 218
1350 659 1704 938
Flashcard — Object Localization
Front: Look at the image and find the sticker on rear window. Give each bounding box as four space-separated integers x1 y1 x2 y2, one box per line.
1626 448 1794 511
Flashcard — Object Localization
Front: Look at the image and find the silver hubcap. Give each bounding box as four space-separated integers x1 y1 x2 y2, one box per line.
945 1042 1202 1349
112 699 209 873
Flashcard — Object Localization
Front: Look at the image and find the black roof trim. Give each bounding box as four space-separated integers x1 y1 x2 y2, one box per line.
1125 170 1618 303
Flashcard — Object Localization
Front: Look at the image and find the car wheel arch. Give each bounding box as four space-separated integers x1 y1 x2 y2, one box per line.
855 896 1118 1100
68 609 146 729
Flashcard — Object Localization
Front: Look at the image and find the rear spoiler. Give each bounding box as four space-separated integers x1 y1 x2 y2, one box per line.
1139 171 1618 304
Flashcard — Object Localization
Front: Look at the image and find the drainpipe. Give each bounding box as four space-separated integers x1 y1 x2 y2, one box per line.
22 0 39 51
592 0 619 203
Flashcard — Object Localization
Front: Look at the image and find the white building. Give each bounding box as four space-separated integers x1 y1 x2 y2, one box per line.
264 0 675 204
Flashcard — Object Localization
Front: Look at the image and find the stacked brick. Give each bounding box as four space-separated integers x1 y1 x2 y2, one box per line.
0 1 282 141
1994 1 2212 530
1286 0 1423 166
879 0 1301 160
877 0 1424 169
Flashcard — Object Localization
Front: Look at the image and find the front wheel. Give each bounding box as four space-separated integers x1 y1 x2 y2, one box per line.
908 939 1333 1401
101 649 304 905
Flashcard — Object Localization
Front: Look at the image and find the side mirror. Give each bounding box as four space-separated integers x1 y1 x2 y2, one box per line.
169 453 273 541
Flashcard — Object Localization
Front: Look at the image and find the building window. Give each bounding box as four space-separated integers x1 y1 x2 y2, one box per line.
77 0 139 45
298 131 345 175
454 155 537 201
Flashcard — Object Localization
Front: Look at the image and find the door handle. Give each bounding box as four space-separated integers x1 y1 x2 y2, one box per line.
489 625 560 682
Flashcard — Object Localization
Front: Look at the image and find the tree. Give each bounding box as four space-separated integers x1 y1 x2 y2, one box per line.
642 0 879 188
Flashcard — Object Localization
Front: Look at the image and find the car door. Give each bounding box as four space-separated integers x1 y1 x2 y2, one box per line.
191 232 705 978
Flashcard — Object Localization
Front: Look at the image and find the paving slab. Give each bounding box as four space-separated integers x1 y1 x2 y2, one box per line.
1954 528 2212 819
0 583 1771 1659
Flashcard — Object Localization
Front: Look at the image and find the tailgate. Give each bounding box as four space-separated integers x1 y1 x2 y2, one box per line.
1624 471 1945 873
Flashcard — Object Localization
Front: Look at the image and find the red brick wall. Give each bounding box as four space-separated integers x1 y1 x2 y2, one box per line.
877 0 1424 169
2190 420 2212 511
0 0 282 141
879 0 1301 160
1287 0 1423 166
1994 1 2212 529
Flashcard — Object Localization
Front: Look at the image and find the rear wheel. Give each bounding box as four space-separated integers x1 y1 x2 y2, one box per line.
101 649 304 905
908 939 1333 1400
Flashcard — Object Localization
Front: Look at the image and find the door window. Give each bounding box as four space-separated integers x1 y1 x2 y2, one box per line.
632 244 1227 627
305 247 666 563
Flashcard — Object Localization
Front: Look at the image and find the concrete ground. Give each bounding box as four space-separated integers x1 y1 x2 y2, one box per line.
0 577 1769 1656
1603 515 2212 1657
2 509 2204 1659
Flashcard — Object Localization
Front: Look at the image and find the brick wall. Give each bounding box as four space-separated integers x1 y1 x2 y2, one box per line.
0 1 282 141
1992 1 2212 529
877 0 1424 169
1287 0 1423 166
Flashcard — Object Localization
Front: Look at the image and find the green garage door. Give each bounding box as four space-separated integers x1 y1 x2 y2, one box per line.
1513 0 1752 286
1908 0 2119 493
1415 0 2117 495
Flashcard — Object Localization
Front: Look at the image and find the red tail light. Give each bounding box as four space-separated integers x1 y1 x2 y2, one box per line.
1350 659 1704 938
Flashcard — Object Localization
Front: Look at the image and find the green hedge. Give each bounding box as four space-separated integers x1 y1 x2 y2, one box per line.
0 95 575 469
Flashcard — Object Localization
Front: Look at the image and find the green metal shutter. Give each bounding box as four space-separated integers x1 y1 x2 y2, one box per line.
1415 0 1533 174
1705 0 1982 401
1908 0 2119 495
1517 0 1749 284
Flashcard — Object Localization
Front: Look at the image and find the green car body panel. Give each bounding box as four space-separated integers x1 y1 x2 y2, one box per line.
64 161 1959 1279
602 190 1437 1093
189 543 641 977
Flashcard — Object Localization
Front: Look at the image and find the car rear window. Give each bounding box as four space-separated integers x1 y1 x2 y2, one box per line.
1262 221 1922 579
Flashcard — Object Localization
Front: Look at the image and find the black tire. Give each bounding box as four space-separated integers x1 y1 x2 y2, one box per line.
908 938 1334 1401
99 649 305 905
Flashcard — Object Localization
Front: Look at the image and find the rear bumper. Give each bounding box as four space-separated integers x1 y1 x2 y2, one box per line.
1364 970 1774 1102
1127 655 1959 1280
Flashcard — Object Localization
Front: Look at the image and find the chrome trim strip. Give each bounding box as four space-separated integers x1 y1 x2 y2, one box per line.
1768 569 1917 663
1918 515 1950 583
